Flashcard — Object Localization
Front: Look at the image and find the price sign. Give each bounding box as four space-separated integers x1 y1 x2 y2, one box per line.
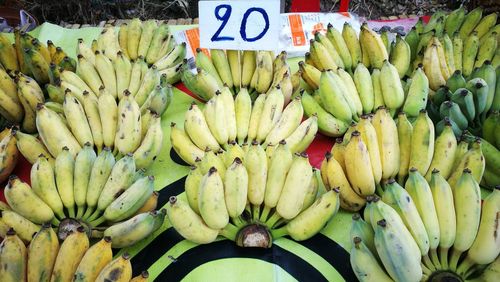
199 0 280 50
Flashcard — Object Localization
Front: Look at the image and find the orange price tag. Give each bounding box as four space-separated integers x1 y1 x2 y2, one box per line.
185 28 209 57
288 14 306 46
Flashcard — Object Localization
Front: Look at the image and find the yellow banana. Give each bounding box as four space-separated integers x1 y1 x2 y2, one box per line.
170 122 204 165
284 114 318 154
247 94 267 141
372 107 400 180
115 90 142 155
95 50 117 98
358 115 382 185
396 112 413 184
447 139 485 188
235 88 252 144
0 229 27 282
98 87 118 149
241 50 256 88
51 227 89 282
220 86 237 141
64 91 94 147
344 131 375 196
133 112 163 169
74 236 113 282
350 237 392 282
425 119 457 181
408 110 435 175
380 60 405 111
27 224 59 282
245 141 268 207
95 253 132 282
204 92 228 144
14 130 53 164
31 155 65 219
360 23 388 69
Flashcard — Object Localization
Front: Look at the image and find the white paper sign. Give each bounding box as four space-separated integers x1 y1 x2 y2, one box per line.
199 0 280 51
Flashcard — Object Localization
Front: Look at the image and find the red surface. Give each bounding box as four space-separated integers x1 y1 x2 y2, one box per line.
290 0 350 13
0 154 31 203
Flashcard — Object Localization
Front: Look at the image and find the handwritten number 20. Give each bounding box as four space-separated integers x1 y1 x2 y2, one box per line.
211 5 270 42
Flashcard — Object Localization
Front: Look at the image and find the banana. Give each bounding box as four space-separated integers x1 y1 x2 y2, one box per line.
449 169 482 271
396 112 413 184
0 87 23 124
0 68 18 103
247 94 266 141
472 61 496 114
462 186 500 269
483 111 499 144
88 153 136 221
241 50 256 88
224 157 248 218
308 38 338 71
184 103 219 151
80 92 103 152
338 67 363 116
350 214 375 254
390 35 411 78
357 115 382 185
226 50 241 89
284 115 318 153
115 90 142 155
423 43 447 90
97 28 119 61
282 189 339 241
128 59 143 96
0 229 27 282
344 131 375 196
194 48 223 86
318 70 352 122
5 175 54 224
95 253 132 282
462 31 480 77
0 34 19 71
77 38 96 65
27 224 59 282
360 23 388 69
73 142 96 219
170 123 204 165
256 86 285 142
264 96 302 146
166 196 219 244
458 7 483 40
428 169 456 270
53 147 76 218
94 50 117 98
76 54 102 95
450 33 463 73
24 48 50 84
204 92 228 144
408 110 434 175
326 24 352 69
373 219 422 282
323 152 366 212
342 22 362 67
135 19 155 58
135 191 159 215
74 237 113 282
350 237 392 282
198 167 228 229
113 52 132 99
185 165 203 214
424 119 458 181
82 147 115 220
135 66 160 106
14 131 53 165
380 60 405 111
98 175 154 224
211 49 234 89
371 69 385 109
0 127 18 183
372 107 400 180
253 51 274 93
51 227 89 282
97 87 118 149
405 168 441 253
133 112 163 169
131 271 149 282
353 63 374 114
315 32 343 70
31 155 65 219
37 102 82 157
0 209 40 243
298 61 320 90
103 211 160 248
63 91 94 147
382 179 430 256
146 23 169 64
245 141 268 206
220 86 237 141
301 91 349 137
450 88 475 123
235 88 252 144
223 140 245 166
447 138 485 188
126 18 142 60
467 77 489 116
403 65 429 117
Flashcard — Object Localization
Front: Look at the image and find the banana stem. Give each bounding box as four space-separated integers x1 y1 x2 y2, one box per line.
76 205 85 219
231 216 245 228
51 217 60 226
448 248 463 271
430 248 442 270
265 212 282 229
423 254 436 271
259 206 271 223
270 226 288 240
91 229 104 238
252 204 260 222
81 207 95 221
55 211 66 221
439 247 450 270
375 183 384 196
68 207 76 219
421 262 432 276
87 209 102 222
219 223 239 241
89 215 106 227
272 218 288 229
464 264 480 280
456 256 475 277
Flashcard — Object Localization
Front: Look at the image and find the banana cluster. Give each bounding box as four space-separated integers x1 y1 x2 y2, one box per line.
0 126 18 183
167 143 340 246
350 169 499 282
170 85 317 165
117 18 185 81
0 226 149 282
0 29 76 84
0 146 163 247
408 7 499 88
321 107 487 211
182 49 298 102
427 61 498 136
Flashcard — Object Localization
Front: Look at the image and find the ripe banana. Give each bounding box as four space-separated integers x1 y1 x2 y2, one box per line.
27 223 59 282
0 229 27 282
51 227 89 282
95 253 132 282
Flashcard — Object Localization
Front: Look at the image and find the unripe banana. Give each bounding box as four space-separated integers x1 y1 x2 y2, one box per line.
103 211 161 248
342 22 362 67
326 24 351 69
211 49 234 89
350 237 392 282
146 23 169 64
301 91 349 137
396 112 413 184
5 175 54 224
134 66 160 106
319 70 353 122
403 65 429 117
0 229 27 282
462 31 480 77
74 142 96 218
196 49 223 86
350 214 375 254
408 110 434 175
166 196 219 244
95 253 132 282
51 227 89 282
353 63 374 114
425 119 457 181
31 155 65 219
390 35 411 78
27 224 59 282
380 60 405 111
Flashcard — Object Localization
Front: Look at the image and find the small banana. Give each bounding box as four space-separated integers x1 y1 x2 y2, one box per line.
264 96 303 146
359 23 388 69
396 112 413 184
64 91 94 147
353 63 374 114
198 167 228 229
134 66 160 107
146 23 170 64
372 107 400 180
284 115 318 153
247 94 266 141
245 141 268 207
115 90 142 155
95 50 117 98
408 110 434 175
54 146 76 218
425 119 457 181
103 211 162 248
31 155 65 219
74 142 97 219
211 49 234 89
301 91 349 137
0 229 27 282
0 210 41 243
170 122 204 165
219 86 237 141
342 22 362 67
74 236 113 282
51 227 89 282
27 223 59 282
234 88 252 144
127 18 142 60
224 158 248 218
95 253 132 282
133 112 163 169
204 92 228 144
403 65 429 117
326 24 352 69
350 237 392 282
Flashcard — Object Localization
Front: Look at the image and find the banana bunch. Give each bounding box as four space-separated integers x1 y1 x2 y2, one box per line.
0 147 163 247
320 107 488 210
170 86 317 165
167 143 340 247
350 168 499 282
0 126 18 183
116 18 185 82
181 49 298 102
427 62 498 136
3 29 76 83
0 226 150 282
407 7 498 88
